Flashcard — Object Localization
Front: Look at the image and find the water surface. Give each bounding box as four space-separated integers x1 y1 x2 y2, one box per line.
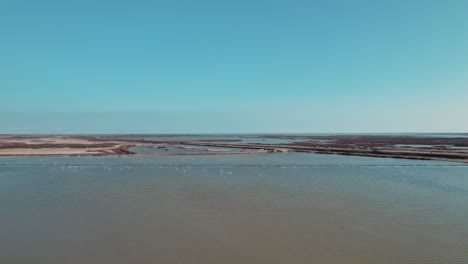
0 153 467 264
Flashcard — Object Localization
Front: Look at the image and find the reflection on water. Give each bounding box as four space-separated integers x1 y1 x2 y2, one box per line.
0 153 467 264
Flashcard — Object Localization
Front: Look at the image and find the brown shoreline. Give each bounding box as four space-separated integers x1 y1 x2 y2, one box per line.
0 135 467 163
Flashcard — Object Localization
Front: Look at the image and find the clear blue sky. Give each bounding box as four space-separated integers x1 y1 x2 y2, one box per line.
1 0 467 133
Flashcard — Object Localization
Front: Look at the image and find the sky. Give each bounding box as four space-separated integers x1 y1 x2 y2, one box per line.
1 0 467 133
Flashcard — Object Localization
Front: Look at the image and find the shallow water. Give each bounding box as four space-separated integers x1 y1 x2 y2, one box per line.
394 144 468 149
279 133 468 138
121 135 296 144
129 145 251 154
0 153 467 264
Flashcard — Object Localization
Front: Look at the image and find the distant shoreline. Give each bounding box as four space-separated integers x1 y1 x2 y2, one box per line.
0 134 467 163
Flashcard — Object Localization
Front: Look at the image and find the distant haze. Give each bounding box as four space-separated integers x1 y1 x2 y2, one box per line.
1 0 467 133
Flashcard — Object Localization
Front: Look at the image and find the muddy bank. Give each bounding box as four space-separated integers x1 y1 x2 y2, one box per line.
173 135 468 163
0 136 136 156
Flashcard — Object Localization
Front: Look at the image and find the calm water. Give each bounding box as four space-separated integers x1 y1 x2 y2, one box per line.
1 153 467 264
121 135 296 144
394 144 468 149
129 145 251 154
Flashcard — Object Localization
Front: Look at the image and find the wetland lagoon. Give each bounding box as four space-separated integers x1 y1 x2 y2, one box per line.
1 147 468 263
